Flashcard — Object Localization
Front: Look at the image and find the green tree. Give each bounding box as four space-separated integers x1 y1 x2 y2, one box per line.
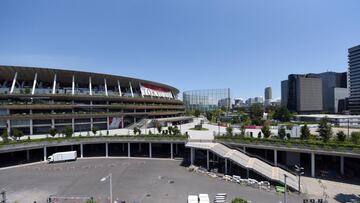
351 132 360 144
300 124 311 140
257 131 262 139
273 106 292 122
194 109 201 117
156 124 162 134
92 126 98 136
62 126 73 138
250 104 264 125
261 122 271 138
317 117 332 142
168 126 173 135
278 126 286 140
336 131 346 142
226 126 233 136
12 128 24 140
240 125 246 137
49 128 57 138
1 129 9 143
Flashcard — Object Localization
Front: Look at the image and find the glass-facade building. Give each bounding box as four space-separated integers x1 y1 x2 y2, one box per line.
183 88 231 111
349 45 360 114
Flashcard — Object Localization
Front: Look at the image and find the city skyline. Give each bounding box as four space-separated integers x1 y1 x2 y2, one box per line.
0 0 359 98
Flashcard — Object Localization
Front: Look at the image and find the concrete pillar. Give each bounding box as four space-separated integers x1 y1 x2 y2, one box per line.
7 119 11 136
43 146 47 161
29 118 33 136
26 150 30 161
170 143 174 159
206 150 210 170
80 143 84 158
243 146 246 152
90 117 94 133
105 142 108 158
225 158 228 174
149 143 152 158
340 156 344 176
190 148 195 165
311 152 315 177
274 149 278 166
128 142 131 157
106 116 110 131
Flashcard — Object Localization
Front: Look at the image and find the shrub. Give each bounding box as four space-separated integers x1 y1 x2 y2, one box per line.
49 128 57 138
226 126 233 136
92 127 98 136
317 117 332 142
1 129 9 143
261 122 271 138
336 131 346 142
232 198 248 203
12 128 24 141
62 126 73 138
300 124 310 140
351 132 360 144
278 127 286 140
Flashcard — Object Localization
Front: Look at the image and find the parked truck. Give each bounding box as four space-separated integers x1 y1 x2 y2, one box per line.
48 151 77 163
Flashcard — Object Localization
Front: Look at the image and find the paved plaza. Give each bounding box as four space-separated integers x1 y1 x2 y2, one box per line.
0 158 306 203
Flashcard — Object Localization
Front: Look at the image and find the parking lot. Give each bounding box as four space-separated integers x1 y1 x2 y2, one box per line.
0 158 305 203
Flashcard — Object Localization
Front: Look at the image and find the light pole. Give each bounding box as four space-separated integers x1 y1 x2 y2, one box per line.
284 174 288 203
100 173 112 203
295 165 304 193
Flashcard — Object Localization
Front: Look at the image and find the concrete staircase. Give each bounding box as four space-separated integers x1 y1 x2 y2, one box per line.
186 141 299 191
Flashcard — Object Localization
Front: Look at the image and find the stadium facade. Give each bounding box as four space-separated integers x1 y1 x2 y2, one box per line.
0 66 185 136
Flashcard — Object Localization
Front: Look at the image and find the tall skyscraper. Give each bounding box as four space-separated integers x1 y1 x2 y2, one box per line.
349 45 360 114
265 87 272 100
264 87 272 106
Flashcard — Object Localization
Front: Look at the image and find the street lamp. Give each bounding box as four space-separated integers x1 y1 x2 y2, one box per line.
100 173 112 203
295 165 304 193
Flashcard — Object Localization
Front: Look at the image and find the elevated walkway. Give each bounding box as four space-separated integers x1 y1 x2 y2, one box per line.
186 141 299 191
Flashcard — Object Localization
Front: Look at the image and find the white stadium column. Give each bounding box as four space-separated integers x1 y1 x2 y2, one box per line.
31 73 37 95
104 78 108 96
117 80 122 96
10 72 18 94
311 152 315 177
52 74 57 94
72 75 75 95
129 81 134 97
89 76 92 96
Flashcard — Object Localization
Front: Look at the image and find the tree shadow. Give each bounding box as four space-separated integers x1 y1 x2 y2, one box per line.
333 193 360 203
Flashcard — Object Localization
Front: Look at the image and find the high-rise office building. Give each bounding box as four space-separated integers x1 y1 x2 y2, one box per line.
282 74 323 113
265 87 272 100
349 45 360 114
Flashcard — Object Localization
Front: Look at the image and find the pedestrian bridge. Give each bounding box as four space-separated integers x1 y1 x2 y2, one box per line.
185 141 299 191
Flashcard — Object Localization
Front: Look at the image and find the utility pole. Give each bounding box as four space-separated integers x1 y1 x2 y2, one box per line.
295 165 304 193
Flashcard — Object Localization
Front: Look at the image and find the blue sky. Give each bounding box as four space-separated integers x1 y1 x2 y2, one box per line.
0 0 359 99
